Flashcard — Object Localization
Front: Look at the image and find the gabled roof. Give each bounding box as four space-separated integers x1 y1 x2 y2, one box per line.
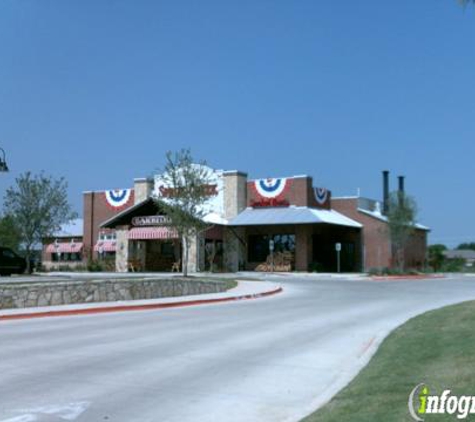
100 197 230 228
229 206 362 228
100 198 160 228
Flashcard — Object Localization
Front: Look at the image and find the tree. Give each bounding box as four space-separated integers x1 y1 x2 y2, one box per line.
456 242 475 251
3 172 77 272
428 244 447 272
154 149 213 277
0 214 22 251
386 191 418 272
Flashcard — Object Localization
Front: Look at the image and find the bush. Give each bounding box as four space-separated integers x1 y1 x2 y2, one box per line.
367 267 421 276
441 258 465 272
87 259 104 272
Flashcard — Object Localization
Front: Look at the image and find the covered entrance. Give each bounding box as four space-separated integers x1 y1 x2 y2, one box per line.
127 226 181 272
100 198 182 273
229 207 363 272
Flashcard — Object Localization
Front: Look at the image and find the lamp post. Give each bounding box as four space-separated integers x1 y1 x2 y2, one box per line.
0 148 9 172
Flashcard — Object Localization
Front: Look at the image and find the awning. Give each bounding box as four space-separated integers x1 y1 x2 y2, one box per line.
46 242 83 253
229 206 362 228
94 241 117 252
128 227 178 240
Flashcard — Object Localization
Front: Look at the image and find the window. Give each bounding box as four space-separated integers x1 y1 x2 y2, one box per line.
248 234 295 262
99 231 117 241
51 252 82 262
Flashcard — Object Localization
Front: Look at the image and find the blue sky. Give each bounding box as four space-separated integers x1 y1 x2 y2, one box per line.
0 0 474 247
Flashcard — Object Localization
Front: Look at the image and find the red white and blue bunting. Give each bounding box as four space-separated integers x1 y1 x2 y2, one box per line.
104 189 132 209
254 178 290 199
314 187 329 205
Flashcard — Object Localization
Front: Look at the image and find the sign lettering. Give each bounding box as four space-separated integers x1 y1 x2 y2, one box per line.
132 215 171 226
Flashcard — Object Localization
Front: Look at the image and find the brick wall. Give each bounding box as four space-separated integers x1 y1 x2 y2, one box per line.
332 198 391 270
332 197 428 271
83 190 134 261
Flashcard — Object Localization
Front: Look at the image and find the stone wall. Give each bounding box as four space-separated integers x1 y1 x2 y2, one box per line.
0 278 229 310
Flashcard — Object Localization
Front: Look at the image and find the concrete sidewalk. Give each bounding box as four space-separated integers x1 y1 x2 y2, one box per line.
0 280 282 321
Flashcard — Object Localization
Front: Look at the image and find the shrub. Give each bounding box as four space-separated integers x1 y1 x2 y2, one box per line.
87 259 104 272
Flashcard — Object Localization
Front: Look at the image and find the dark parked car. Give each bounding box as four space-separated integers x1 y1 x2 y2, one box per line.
0 247 27 276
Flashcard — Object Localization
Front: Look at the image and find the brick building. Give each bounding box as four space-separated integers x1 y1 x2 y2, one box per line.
60 167 428 273
42 218 84 270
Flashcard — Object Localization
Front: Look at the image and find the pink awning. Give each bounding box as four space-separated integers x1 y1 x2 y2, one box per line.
46 242 83 253
94 241 117 252
128 227 178 240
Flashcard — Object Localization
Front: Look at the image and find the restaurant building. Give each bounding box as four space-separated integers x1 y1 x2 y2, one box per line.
46 167 428 273
41 218 84 270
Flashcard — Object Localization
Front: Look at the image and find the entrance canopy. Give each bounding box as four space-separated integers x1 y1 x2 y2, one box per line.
46 242 84 253
229 206 362 228
128 227 178 240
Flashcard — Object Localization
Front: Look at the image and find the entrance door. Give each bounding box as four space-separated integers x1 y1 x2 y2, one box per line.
145 240 178 272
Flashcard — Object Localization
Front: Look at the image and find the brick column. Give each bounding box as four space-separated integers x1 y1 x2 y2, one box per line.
295 225 312 272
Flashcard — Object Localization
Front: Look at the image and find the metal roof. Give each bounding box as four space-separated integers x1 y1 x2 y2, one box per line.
52 218 84 237
229 207 362 228
358 208 430 231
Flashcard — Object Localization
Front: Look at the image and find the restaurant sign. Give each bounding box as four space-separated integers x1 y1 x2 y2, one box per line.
132 215 171 226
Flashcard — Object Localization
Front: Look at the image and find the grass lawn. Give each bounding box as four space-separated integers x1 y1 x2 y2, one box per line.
302 300 475 422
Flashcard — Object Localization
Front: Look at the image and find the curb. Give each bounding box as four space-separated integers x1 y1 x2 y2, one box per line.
0 287 283 322
371 274 445 281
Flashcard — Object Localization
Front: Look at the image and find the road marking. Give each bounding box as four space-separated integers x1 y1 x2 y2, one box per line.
1 402 90 422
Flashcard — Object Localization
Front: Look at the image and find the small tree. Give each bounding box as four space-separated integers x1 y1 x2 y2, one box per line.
3 171 77 272
155 149 213 277
0 214 22 251
428 244 447 272
386 191 418 272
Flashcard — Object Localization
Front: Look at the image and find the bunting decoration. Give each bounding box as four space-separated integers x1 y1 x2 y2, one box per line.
314 187 329 205
104 189 132 209
254 178 290 199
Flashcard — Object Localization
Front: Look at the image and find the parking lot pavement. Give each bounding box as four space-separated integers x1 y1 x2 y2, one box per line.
1 275 475 422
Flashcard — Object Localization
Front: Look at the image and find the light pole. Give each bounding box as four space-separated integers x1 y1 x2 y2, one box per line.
0 148 9 172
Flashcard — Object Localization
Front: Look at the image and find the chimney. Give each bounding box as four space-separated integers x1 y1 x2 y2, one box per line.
223 170 248 219
398 175 405 207
398 175 405 194
134 178 154 204
382 170 390 215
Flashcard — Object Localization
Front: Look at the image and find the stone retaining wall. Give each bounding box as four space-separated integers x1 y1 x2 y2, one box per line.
0 278 229 310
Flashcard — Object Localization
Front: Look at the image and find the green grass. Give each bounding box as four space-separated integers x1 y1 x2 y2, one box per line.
302 301 475 422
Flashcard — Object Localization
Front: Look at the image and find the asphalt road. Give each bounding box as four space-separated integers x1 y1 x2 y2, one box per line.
1 275 475 422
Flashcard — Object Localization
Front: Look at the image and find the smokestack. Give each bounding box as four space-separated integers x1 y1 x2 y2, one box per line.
383 170 389 215
398 175 405 207
398 175 405 194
